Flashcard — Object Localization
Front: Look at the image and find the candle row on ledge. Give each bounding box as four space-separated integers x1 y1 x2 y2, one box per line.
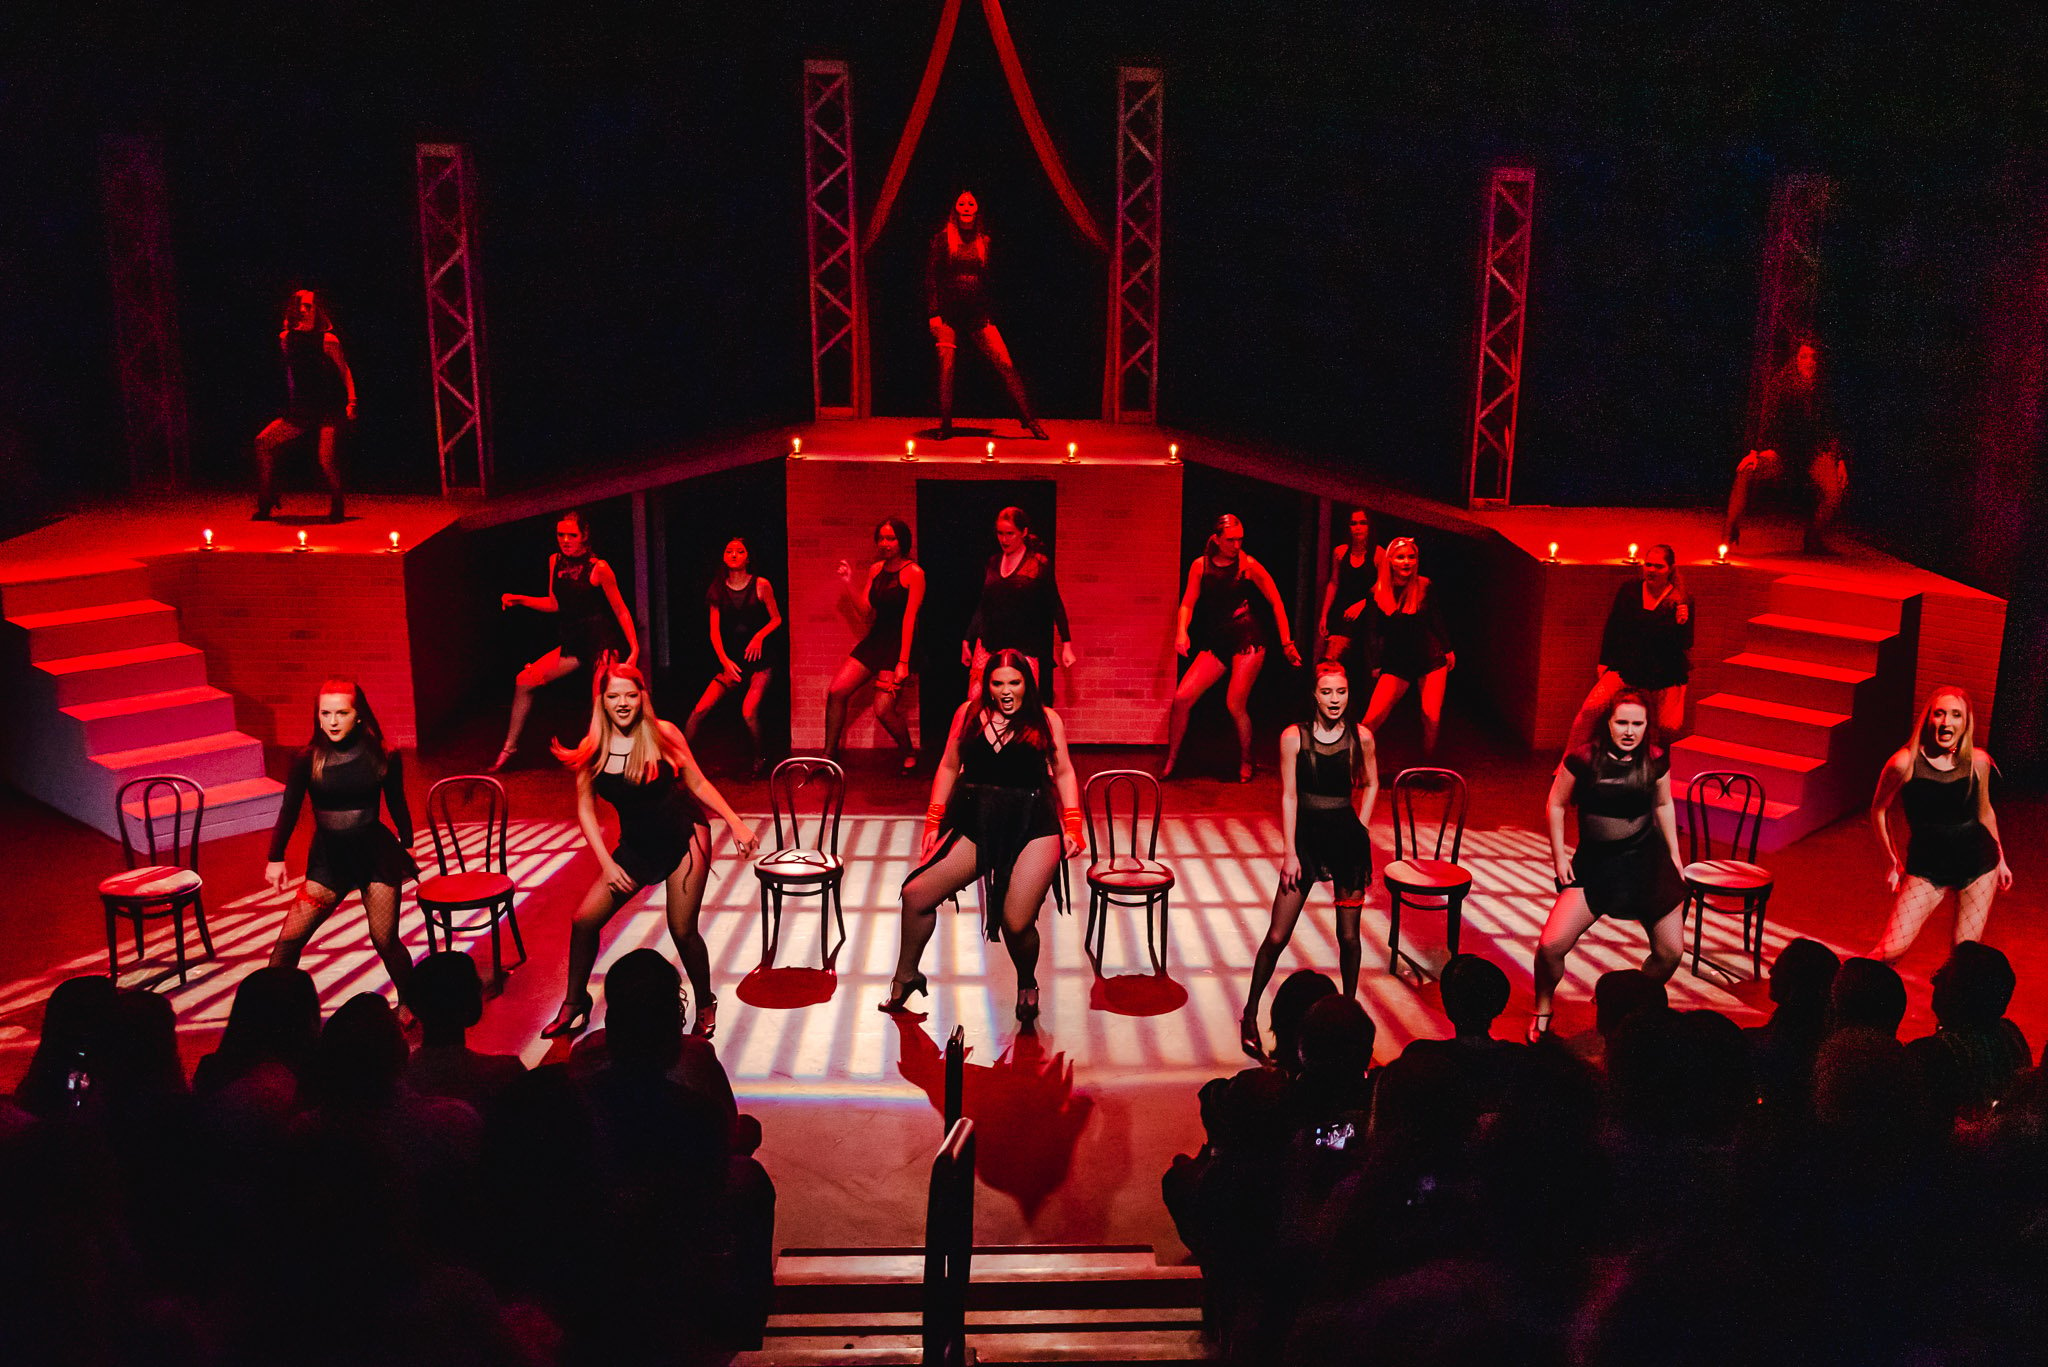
1544 541 1732 565
199 529 404 553
787 436 1184 464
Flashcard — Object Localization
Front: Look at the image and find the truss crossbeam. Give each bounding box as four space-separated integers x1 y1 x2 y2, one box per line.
1102 67 1164 424
1465 168 1535 507
804 60 869 418
415 143 492 495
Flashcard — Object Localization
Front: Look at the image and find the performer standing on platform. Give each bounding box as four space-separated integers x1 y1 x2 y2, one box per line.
1867 687 2012 962
1241 663 1379 1060
543 656 758 1041
1359 538 1455 758
825 517 925 771
685 537 783 776
1162 514 1303 783
1316 507 1381 671
491 511 638 772
1529 691 1686 1039
927 191 1048 441
253 288 356 523
1563 544 1693 748
881 650 1082 1025
963 506 1076 703
264 680 417 1001
1722 341 1849 553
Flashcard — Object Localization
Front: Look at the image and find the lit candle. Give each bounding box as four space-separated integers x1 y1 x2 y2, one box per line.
1168 442 1179 463
791 436 802 457
295 530 309 552
1626 542 1639 563
388 530 401 553
903 439 917 461
1065 441 1078 463
1548 541 1559 562
201 528 215 551
984 441 996 462
1717 543 1730 564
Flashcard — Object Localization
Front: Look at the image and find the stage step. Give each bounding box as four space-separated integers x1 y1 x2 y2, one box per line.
11 598 181 663
735 1328 1207 1365
1767 574 1908 632
63 685 238 756
0 559 151 618
1718 652 1872 714
1693 692 1852 760
90 731 268 791
121 774 287 843
36 641 210 708
1671 734 1825 807
1745 613 1893 673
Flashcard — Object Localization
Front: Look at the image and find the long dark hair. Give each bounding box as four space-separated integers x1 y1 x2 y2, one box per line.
1205 513 1245 560
877 516 915 561
280 287 335 334
977 648 1052 751
307 678 389 783
996 505 1044 556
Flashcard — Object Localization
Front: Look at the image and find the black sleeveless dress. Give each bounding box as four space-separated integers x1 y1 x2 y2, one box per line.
1901 749 1999 890
1369 584 1450 683
1563 742 1683 923
281 329 347 425
1324 550 1376 636
1190 556 1260 657
555 553 624 662
968 550 1072 702
268 742 419 895
708 575 778 675
852 565 913 673
593 750 711 888
916 718 1061 939
1292 723 1374 891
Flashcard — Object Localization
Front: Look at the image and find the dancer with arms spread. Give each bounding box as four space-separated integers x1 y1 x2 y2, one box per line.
491 510 638 771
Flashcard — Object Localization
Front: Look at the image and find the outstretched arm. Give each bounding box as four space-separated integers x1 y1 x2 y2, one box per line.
504 554 561 613
660 722 757 854
1245 556 1302 665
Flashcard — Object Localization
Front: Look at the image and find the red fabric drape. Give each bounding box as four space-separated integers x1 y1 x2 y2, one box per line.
861 0 964 255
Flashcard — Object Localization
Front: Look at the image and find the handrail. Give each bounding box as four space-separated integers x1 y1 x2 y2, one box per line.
922 1118 976 1367
943 1025 965 1132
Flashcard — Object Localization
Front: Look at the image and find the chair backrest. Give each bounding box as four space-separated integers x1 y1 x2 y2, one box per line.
922 1117 976 1367
1684 770 1766 865
425 774 509 876
1082 769 1164 864
943 1025 966 1132
1390 767 1469 865
768 757 845 855
114 775 206 873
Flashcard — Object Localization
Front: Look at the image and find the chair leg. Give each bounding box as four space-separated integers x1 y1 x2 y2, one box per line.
133 912 147 961
193 893 215 958
758 881 772 967
830 878 847 962
1447 893 1463 958
105 902 120 978
172 901 189 985
1153 894 1171 975
1386 894 1403 971
489 908 505 986
1691 895 1705 977
1751 894 1767 978
506 899 528 966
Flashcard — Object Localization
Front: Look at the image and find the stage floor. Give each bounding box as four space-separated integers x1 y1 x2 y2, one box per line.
3 717 2044 1258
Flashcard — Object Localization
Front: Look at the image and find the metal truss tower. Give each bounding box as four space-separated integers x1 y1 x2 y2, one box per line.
1746 174 1832 446
804 59 870 418
1466 168 1535 507
415 143 493 495
99 134 190 491
1102 66 1164 424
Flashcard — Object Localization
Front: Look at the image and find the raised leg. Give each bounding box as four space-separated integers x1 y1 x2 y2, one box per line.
268 881 343 969
1362 672 1411 738
1869 875 1947 963
894 836 982 984
1163 651 1227 776
686 676 733 744
501 649 581 763
1531 885 1598 1018
823 656 875 759
361 881 415 1002
1415 663 1450 757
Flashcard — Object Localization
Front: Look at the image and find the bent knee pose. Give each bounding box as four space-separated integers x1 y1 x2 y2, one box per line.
265 680 418 1000
492 510 638 771
881 650 1083 1025
253 287 357 523
1360 537 1455 758
1529 691 1686 1039
1162 513 1303 783
1868 687 2012 962
542 657 758 1041
1317 507 1382 674
686 537 784 776
1722 341 1848 553
926 190 1046 441
1565 544 1692 749
1242 663 1380 1060
824 517 926 770
962 505 1076 705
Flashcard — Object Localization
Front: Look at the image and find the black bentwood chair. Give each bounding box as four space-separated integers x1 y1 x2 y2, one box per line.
753 758 847 967
417 775 526 986
100 775 214 985
1082 769 1176 973
1381 767 1474 979
1681 770 1774 979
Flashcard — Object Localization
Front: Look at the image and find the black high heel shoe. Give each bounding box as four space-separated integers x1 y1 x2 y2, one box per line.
540 995 593 1039
691 995 718 1040
1015 986 1040 1024
1239 1011 1265 1062
878 973 929 1013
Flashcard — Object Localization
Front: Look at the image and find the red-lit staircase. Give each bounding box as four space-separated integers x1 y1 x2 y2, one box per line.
1675 573 1915 851
1 558 284 842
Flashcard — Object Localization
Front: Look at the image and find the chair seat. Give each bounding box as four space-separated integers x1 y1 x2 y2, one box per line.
755 848 843 882
99 865 202 900
1383 858 1472 894
1682 859 1773 892
1086 857 1175 892
418 870 516 906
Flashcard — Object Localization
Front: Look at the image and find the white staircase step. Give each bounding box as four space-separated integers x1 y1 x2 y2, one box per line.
1746 613 1893 673
735 1327 1210 1365
11 599 180 663
91 730 268 789
1672 734 1826 807
37 642 209 707
1694 692 1852 760
122 775 286 843
0 558 151 618
772 1246 1201 1315
1718 652 1872 713
1768 574 1909 632
64 686 238 755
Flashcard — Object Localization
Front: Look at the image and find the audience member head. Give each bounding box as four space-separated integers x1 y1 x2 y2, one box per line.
1269 970 1338 1073
410 951 485 1046
1439 955 1511 1039
207 966 321 1090
1830 957 1908 1038
1300 996 1376 1081
308 993 409 1111
1594 969 1668 1042
16 975 119 1115
1608 1008 1760 1140
604 949 685 1073
1768 938 1841 1020
95 989 186 1105
1929 940 2017 1030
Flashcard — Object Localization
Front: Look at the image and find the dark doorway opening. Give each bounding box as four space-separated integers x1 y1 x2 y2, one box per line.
916 478 1058 754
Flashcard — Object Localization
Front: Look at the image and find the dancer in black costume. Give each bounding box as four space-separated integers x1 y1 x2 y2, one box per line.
1868 686 2012 962
685 537 784 776
491 510 639 771
881 650 1083 1024
264 680 417 999
253 288 357 523
1316 507 1381 671
1359 537 1455 758
1563 543 1693 748
825 517 925 770
1241 662 1379 1059
962 505 1075 703
926 191 1047 441
1529 689 1686 1039
1162 514 1303 783
543 657 758 1041
1722 341 1849 553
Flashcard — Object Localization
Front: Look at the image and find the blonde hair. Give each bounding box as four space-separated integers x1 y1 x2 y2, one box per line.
1908 686 1976 773
1374 536 1426 614
552 654 683 783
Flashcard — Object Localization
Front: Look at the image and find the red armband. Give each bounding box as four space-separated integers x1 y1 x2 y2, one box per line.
1062 806 1085 847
